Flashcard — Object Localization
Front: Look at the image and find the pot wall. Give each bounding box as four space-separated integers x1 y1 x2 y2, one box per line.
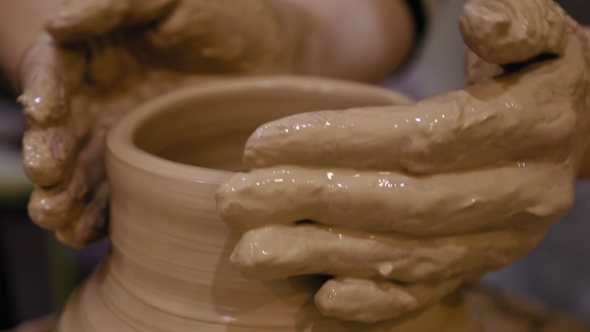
55 77 474 331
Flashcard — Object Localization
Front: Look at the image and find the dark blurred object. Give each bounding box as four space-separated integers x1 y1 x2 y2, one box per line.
0 74 15 99
0 100 24 148
556 0 590 24
0 65 21 148
0 242 15 329
0 74 22 330
0 94 30 206
0 212 52 329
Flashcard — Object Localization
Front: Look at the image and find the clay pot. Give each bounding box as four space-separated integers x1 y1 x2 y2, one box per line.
56 77 475 331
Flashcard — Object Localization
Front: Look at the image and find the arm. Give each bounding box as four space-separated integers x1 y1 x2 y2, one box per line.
274 0 416 82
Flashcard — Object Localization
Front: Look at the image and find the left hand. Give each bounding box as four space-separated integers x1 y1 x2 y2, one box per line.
18 0 300 247
217 0 590 323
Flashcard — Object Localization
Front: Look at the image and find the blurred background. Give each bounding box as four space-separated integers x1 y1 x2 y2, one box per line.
0 0 589 329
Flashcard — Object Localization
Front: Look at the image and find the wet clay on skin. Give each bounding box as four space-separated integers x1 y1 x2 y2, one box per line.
57 77 480 332
217 0 590 324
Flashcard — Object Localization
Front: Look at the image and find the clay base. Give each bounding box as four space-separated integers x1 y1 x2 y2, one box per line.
13 286 588 332
54 263 476 331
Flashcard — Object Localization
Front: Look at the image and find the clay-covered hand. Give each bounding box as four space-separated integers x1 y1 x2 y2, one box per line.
217 0 590 323
18 0 297 248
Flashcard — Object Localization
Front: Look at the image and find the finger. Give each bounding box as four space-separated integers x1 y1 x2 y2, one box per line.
230 224 548 282
18 33 85 125
217 164 573 235
22 126 76 186
459 0 570 65
83 40 143 89
28 183 85 230
46 0 179 44
56 182 109 248
314 276 464 323
244 41 582 173
28 124 108 233
19 34 87 186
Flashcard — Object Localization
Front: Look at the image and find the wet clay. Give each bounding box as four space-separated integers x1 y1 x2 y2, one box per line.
217 0 590 324
23 0 590 330
56 77 479 332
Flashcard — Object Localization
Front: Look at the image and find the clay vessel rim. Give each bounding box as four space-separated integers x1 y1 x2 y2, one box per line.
106 75 415 183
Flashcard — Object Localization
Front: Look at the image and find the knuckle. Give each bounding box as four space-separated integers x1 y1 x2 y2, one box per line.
28 188 69 230
525 166 574 221
215 176 257 229
393 136 455 174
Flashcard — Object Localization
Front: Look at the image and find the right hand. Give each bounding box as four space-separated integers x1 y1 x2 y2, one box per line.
19 0 298 247
217 0 590 323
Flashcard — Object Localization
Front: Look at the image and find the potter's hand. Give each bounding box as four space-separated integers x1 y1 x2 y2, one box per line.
18 0 295 248
217 0 590 323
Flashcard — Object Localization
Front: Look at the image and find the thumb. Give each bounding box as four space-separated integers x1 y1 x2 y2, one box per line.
460 0 571 65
